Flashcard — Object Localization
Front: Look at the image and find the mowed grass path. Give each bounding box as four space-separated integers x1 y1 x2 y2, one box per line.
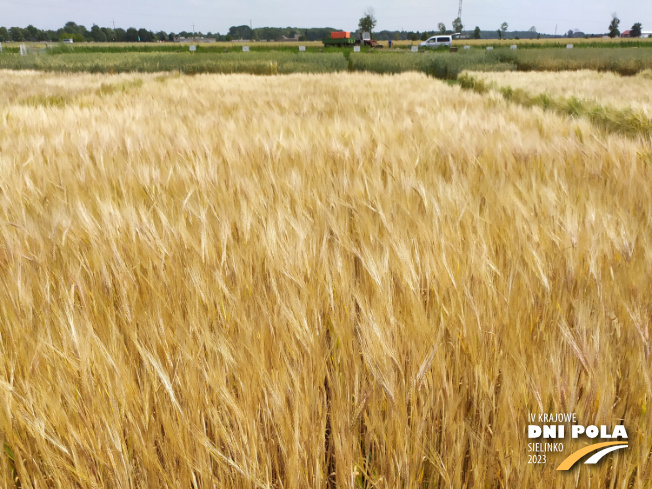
0 71 651 488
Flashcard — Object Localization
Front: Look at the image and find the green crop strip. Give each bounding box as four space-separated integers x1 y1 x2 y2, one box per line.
2 46 652 76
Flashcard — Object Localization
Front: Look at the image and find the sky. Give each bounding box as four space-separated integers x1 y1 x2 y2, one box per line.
1 0 650 35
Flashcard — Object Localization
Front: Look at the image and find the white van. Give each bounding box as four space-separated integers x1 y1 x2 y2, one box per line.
419 35 452 48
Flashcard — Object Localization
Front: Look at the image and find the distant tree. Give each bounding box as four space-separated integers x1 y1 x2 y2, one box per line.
567 29 574 37
102 28 115 41
9 27 24 42
501 22 509 38
438 22 446 34
168 32 176 42
125 28 138 42
79 27 90 41
452 17 463 34
114 28 126 42
358 7 377 35
631 22 642 38
497 29 502 40
90 24 100 41
409 32 418 41
228 25 253 40
608 13 620 38
64 21 79 34
529 26 537 39
24 24 38 41
473 26 481 39
90 24 106 42
138 28 154 42
0 26 8 42
421 31 428 41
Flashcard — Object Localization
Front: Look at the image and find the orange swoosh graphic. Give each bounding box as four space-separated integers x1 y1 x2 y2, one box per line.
557 441 628 471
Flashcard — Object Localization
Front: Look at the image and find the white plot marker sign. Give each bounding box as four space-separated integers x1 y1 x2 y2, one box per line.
20 44 27 56
353 46 360 52
510 45 517 50
189 45 196 52
486 46 494 50
243 46 250 52
567 44 574 49
299 46 305 52
411 46 418 52
464 45 470 49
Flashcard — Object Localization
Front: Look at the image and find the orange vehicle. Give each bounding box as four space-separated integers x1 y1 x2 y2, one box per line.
322 31 382 48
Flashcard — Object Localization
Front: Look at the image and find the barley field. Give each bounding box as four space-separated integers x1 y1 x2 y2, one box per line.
1 70 651 488
472 69 652 115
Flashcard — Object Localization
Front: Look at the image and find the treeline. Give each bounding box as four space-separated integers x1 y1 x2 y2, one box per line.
0 21 572 44
0 22 345 43
0 22 174 43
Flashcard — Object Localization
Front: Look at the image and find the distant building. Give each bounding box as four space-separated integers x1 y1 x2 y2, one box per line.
622 29 652 38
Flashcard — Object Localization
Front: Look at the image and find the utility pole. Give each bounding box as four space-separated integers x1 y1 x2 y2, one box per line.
458 0 463 21
192 23 195 40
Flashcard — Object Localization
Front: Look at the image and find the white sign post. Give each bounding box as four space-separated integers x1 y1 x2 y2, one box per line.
566 44 574 49
510 45 517 50
243 46 250 52
189 45 196 52
411 46 418 52
19 44 27 56
464 45 470 49
486 46 493 50
353 46 360 52
299 46 305 52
